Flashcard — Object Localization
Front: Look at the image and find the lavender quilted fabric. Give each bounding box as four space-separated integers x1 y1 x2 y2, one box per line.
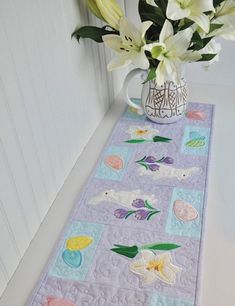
27 100 214 306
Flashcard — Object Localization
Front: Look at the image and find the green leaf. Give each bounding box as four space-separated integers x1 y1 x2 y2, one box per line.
154 0 167 13
177 19 194 31
141 243 181 251
113 244 129 248
152 136 172 143
143 67 156 84
138 0 165 26
145 24 161 42
209 23 224 34
191 31 204 49
213 0 224 7
198 53 217 61
144 200 155 210
72 26 117 43
125 139 147 143
110 245 139 258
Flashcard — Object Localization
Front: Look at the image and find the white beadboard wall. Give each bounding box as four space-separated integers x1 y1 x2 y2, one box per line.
0 0 125 296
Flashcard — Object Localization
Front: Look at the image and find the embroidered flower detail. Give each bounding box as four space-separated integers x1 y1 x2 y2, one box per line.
132 198 145 208
148 164 160 172
134 209 149 220
127 125 159 140
114 208 129 219
161 156 174 164
144 156 156 163
114 198 160 221
136 155 174 171
129 250 182 285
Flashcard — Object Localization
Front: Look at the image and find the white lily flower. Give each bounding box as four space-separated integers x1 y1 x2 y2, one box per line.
205 1 235 40
127 125 159 140
130 250 182 285
167 0 215 33
103 18 152 71
201 39 222 68
148 20 200 85
212 17 235 40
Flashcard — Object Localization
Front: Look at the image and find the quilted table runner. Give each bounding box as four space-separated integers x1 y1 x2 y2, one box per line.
27 100 214 306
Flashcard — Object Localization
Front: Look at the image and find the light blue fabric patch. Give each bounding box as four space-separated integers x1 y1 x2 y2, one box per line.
181 126 210 156
149 293 194 306
49 221 105 281
95 145 134 181
166 188 204 239
124 98 146 120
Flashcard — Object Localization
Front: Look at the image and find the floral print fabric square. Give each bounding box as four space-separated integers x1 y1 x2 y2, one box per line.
27 101 214 306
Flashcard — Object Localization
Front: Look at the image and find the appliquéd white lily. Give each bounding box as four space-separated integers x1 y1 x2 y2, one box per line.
147 20 201 85
127 125 159 140
130 250 182 285
103 17 152 71
166 0 215 33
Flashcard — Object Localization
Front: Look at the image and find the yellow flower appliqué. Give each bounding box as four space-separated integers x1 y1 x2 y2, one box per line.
135 129 149 136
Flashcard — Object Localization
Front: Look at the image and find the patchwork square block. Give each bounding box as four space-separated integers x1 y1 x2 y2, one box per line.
49 221 105 282
166 188 204 239
181 126 211 156
95 145 135 181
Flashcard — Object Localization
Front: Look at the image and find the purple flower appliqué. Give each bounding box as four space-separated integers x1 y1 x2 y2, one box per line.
135 209 149 220
114 208 129 219
132 199 145 208
162 156 174 164
149 164 160 171
145 156 156 163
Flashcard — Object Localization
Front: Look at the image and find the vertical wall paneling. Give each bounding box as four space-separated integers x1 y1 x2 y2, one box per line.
0 0 117 296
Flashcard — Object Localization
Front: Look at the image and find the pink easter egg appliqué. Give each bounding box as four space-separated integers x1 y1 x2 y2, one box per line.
187 111 206 121
173 200 198 222
43 297 75 306
104 155 124 170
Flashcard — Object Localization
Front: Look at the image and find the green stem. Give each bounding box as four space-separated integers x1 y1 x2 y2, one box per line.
147 210 160 220
125 211 136 219
135 156 146 163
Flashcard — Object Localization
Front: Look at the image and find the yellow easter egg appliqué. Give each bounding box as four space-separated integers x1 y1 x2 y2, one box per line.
66 236 93 251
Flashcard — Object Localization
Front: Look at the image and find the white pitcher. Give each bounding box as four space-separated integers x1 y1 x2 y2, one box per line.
123 68 188 124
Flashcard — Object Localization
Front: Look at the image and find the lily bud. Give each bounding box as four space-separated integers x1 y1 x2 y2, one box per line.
87 0 123 30
85 0 104 21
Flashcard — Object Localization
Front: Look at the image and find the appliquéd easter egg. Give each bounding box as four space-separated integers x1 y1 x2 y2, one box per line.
173 200 199 222
104 155 124 170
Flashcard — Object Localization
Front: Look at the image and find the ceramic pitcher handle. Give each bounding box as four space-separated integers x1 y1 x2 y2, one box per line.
123 68 145 115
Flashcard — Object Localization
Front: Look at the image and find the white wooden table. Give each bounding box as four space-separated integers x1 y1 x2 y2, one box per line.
1 84 235 306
